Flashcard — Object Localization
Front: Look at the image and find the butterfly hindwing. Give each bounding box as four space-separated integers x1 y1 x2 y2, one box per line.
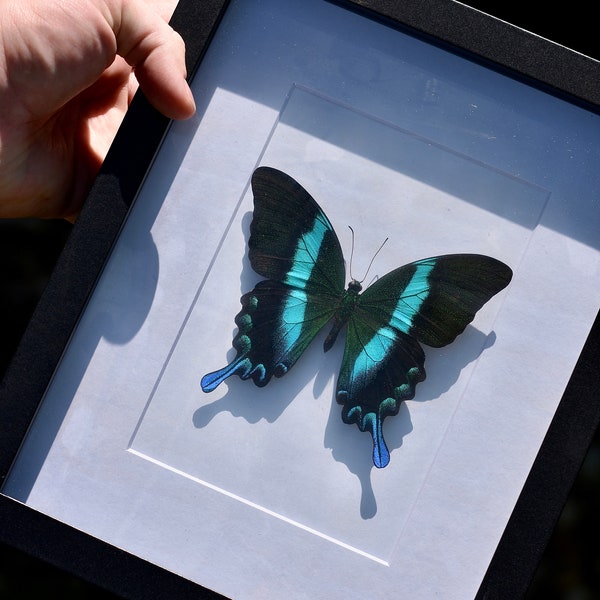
201 167 345 391
338 317 426 468
337 255 512 467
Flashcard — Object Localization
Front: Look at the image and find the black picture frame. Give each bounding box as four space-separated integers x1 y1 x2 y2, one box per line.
1 1 598 598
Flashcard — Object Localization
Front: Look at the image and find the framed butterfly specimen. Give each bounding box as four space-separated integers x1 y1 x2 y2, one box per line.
202 166 512 468
0 1 598 599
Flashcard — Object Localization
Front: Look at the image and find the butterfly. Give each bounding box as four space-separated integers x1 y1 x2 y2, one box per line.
201 166 512 468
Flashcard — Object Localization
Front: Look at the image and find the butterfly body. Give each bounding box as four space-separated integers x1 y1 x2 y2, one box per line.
201 167 512 468
323 279 362 351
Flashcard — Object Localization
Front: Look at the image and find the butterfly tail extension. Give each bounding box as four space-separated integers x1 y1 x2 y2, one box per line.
363 412 390 468
201 356 254 392
340 396 394 468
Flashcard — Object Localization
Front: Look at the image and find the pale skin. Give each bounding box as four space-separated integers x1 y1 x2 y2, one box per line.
0 0 195 222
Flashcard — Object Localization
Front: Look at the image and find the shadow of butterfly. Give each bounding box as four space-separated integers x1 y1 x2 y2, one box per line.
202 166 512 468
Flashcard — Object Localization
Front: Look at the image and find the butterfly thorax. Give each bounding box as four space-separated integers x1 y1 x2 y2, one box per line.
323 279 363 352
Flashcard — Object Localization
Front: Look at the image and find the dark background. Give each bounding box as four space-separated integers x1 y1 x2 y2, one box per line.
0 2 598 598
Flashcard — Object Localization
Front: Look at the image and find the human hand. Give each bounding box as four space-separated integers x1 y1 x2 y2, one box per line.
0 0 195 222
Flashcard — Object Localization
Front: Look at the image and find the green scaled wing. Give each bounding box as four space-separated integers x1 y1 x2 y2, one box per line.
337 255 512 467
201 167 346 390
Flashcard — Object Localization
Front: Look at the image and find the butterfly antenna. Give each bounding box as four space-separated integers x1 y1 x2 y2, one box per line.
361 236 389 284
348 226 356 280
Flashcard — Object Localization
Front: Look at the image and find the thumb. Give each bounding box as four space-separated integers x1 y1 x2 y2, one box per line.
110 0 196 119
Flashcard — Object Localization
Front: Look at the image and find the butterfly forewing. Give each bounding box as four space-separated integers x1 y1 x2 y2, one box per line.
250 167 346 296
372 254 513 347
